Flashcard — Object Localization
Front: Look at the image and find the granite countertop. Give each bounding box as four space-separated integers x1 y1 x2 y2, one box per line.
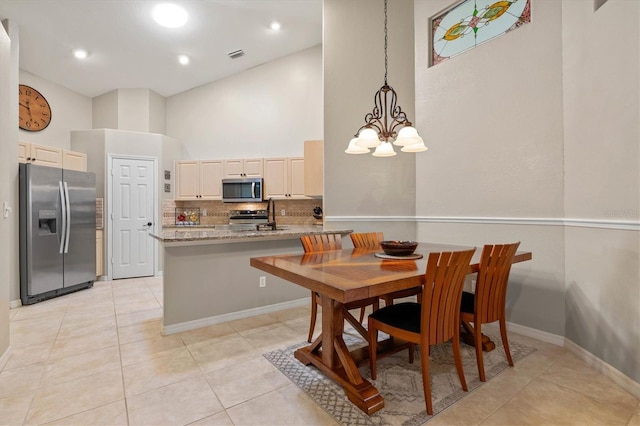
150 225 353 246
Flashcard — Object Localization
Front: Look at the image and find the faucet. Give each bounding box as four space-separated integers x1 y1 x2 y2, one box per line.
257 197 277 230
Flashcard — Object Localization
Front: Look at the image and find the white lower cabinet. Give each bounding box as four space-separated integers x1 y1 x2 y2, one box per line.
96 229 104 277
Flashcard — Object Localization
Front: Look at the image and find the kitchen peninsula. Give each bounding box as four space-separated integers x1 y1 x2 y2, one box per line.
151 226 352 335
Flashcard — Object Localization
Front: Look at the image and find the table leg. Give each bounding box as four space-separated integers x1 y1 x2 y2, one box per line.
293 295 384 415
460 321 495 352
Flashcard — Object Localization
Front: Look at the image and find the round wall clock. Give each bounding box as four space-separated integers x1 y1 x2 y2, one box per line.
19 84 52 131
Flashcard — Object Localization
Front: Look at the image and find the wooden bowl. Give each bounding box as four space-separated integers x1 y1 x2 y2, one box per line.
380 240 418 256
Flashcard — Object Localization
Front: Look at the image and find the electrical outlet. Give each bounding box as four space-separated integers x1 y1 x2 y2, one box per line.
259 276 266 287
280 209 286 216
202 208 207 216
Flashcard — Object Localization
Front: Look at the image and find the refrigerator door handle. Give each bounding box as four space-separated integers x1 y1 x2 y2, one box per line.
59 181 66 254
63 181 71 254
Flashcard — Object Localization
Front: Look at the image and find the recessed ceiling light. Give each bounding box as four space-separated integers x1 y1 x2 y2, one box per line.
73 49 88 59
269 21 281 31
178 54 190 65
152 3 188 28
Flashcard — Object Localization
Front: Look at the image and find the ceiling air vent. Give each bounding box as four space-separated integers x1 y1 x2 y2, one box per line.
228 49 244 59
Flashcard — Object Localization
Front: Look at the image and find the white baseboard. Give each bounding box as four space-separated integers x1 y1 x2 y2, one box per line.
507 321 640 399
564 339 640 399
161 297 310 335
506 321 565 347
10 299 21 309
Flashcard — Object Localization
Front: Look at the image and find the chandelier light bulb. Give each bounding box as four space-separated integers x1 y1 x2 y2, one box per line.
394 126 421 146
356 128 382 148
372 141 397 157
345 138 370 154
401 139 428 152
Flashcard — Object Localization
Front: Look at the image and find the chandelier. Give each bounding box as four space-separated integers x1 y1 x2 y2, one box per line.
345 0 427 157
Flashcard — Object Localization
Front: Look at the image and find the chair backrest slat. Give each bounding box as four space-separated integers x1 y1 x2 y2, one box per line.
475 242 520 324
300 233 343 253
421 249 476 345
350 232 384 249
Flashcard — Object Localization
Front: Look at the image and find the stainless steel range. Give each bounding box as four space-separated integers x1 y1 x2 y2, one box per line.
219 209 268 231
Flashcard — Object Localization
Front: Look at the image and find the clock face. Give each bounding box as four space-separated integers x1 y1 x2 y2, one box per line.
19 84 52 132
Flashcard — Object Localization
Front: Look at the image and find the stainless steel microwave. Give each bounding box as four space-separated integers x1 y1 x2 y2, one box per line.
221 177 263 203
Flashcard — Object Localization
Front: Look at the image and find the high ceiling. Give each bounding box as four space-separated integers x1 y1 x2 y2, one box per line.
0 0 323 98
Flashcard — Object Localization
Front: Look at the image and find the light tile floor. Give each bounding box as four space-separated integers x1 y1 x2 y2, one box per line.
1 277 638 425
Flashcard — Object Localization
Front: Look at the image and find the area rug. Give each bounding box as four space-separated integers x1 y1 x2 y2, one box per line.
264 332 536 425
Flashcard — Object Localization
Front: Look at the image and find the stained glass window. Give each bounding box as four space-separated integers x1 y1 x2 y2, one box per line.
431 0 531 66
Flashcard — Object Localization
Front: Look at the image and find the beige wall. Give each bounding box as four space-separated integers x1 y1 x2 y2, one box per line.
323 0 416 240
0 18 18 365
410 0 639 384
414 0 566 334
166 45 323 159
562 0 639 382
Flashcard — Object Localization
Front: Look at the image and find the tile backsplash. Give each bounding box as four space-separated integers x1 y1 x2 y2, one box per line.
163 199 323 227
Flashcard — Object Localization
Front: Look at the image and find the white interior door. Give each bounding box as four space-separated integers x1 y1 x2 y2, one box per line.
111 157 155 279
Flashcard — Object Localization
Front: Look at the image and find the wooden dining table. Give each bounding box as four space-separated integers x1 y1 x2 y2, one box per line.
250 242 532 415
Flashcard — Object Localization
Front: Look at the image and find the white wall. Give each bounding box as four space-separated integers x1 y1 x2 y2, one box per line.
166 45 323 159
92 90 118 129
71 129 184 280
323 0 417 239
149 89 166 136
18 70 92 149
93 88 167 134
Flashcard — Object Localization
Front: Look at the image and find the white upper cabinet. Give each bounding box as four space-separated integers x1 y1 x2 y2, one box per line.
223 158 263 178
62 150 87 171
175 160 223 200
264 157 306 199
19 142 87 171
304 140 323 197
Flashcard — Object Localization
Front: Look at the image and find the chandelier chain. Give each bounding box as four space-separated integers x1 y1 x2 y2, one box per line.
384 0 388 85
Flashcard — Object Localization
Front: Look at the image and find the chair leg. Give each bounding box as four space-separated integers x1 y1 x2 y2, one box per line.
452 330 468 391
474 321 486 382
499 317 514 367
420 342 433 415
408 343 415 364
359 299 381 323
368 320 378 380
307 292 317 343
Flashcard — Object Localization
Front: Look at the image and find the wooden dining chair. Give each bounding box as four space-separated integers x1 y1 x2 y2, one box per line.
300 234 379 343
460 242 520 382
368 248 476 415
350 232 422 309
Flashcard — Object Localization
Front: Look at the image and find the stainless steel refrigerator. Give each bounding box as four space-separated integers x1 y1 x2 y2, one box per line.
19 163 96 305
